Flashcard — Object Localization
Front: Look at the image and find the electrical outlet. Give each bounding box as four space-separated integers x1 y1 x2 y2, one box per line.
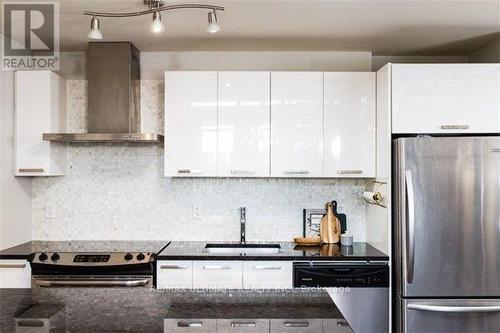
192 203 202 219
45 203 56 219
337 206 345 213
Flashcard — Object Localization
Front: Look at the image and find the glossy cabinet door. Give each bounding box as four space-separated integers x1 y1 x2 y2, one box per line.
324 72 376 178
0 260 31 288
270 72 323 177
15 71 66 176
156 261 193 289
218 72 270 177
392 64 500 134
242 261 292 289
192 261 243 289
164 72 218 177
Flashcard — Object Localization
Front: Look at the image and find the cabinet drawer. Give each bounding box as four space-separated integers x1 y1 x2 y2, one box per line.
0 260 31 289
157 261 192 289
192 261 242 289
323 319 353 332
242 261 292 289
217 319 269 333
164 319 216 333
270 319 322 333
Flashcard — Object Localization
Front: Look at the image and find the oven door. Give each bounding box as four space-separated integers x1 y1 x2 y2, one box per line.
403 299 500 333
32 276 152 288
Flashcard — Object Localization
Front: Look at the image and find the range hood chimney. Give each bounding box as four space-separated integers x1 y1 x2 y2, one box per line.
44 42 163 143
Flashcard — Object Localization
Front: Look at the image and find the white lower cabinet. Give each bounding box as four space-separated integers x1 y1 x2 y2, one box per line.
242 261 292 289
156 261 193 289
217 319 269 333
0 260 31 289
164 319 216 332
270 319 323 333
192 261 243 289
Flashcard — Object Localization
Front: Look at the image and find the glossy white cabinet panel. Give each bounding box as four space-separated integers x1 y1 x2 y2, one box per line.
15 71 66 176
270 72 323 177
156 261 192 289
165 72 218 177
242 261 292 289
0 260 31 289
392 64 500 134
192 261 242 289
218 72 270 177
324 72 376 178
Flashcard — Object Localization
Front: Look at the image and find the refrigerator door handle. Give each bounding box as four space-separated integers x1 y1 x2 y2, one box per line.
405 169 415 284
408 303 500 313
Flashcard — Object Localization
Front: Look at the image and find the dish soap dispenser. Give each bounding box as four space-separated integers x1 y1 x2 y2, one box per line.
320 201 342 244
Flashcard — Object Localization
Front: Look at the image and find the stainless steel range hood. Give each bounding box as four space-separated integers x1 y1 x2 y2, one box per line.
44 42 163 143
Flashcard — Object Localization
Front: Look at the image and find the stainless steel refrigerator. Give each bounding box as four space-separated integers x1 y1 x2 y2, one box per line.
394 136 500 333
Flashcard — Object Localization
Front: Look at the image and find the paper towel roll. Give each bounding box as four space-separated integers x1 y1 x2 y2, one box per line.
362 191 382 204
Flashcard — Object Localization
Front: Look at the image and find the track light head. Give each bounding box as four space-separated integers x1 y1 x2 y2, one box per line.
87 16 103 40
149 11 165 33
207 10 220 34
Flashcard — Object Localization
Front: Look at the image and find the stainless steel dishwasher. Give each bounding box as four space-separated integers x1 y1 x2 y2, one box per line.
293 261 389 333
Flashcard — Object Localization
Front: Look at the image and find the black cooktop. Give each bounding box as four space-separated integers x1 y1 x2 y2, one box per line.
0 240 171 259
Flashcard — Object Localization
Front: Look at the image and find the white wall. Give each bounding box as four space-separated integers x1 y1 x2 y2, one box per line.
0 70 32 250
372 55 468 71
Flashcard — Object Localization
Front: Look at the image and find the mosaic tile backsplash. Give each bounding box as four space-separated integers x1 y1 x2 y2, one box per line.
32 80 367 241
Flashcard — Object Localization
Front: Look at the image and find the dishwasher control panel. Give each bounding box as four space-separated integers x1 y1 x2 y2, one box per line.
293 262 389 288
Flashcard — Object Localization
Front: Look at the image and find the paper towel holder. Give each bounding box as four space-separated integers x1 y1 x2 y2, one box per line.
362 181 387 208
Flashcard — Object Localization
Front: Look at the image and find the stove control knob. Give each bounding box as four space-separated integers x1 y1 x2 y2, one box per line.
136 253 145 261
38 253 48 261
51 253 60 261
124 253 133 261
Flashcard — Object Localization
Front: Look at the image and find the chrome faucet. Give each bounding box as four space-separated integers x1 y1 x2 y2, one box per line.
239 207 246 244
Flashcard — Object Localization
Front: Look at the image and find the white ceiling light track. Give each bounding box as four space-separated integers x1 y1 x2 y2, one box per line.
85 0 224 39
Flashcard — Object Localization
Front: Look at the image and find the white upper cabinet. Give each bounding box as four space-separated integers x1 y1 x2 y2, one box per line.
218 72 270 177
324 72 376 178
392 64 500 134
270 72 324 177
164 71 218 177
15 71 66 176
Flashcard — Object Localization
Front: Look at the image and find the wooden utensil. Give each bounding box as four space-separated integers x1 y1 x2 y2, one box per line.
320 202 342 244
293 237 322 246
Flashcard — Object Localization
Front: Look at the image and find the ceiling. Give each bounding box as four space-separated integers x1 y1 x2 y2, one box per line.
36 0 500 54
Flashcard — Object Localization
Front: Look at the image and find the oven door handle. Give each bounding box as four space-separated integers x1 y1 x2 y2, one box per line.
34 278 150 288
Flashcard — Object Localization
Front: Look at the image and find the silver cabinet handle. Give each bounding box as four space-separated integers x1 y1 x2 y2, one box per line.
203 265 231 270
440 125 469 130
18 168 44 173
160 265 188 270
231 322 256 327
177 321 202 328
283 170 309 175
284 321 309 327
408 303 500 313
405 170 415 284
337 169 363 175
0 264 27 269
34 278 150 287
253 265 281 270
492 149 500 153
231 169 255 175
177 169 202 174
17 320 45 327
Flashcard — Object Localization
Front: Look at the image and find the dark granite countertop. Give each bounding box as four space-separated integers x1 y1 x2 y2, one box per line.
166 302 343 319
157 241 388 261
0 241 171 259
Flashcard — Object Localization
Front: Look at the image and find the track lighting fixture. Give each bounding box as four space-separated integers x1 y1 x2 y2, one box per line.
83 1 224 38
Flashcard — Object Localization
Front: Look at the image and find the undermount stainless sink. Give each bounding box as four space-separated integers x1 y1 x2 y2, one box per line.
205 243 281 254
